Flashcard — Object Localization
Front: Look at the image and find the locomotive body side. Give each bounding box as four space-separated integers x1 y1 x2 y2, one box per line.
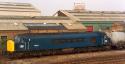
8 32 108 52
3 32 110 58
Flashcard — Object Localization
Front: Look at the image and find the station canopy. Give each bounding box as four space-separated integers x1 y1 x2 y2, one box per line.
24 23 66 30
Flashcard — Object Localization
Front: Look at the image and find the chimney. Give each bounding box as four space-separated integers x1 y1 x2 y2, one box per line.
74 2 85 11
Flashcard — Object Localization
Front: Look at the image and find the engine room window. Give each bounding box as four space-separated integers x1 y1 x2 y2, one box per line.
77 38 84 42
53 39 65 44
67 39 72 42
60 40 65 43
53 38 84 44
72 39 77 42
91 37 96 43
53 40 59 44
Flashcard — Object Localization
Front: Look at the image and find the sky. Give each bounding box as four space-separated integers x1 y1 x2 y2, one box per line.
0 0 125 16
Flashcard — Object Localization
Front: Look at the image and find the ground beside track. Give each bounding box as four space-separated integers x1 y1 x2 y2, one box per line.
1 50 125 64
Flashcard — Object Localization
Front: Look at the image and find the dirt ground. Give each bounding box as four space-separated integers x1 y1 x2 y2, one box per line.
1 50 125 64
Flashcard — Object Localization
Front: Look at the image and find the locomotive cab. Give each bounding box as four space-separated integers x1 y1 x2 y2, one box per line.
6 36 28 53
103 35 112 46
14 36 29 52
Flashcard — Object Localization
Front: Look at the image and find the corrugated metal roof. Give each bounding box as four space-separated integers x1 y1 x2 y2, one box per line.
0 16 70 20
0 2 41 16
0 18 76 30
58 10 125 21
0 22 28 30
0 22 86 30
65 10 125 14
0 2 31 6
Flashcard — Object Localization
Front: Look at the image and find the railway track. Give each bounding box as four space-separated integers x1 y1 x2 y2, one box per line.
55 54 125 64
6 50 125 64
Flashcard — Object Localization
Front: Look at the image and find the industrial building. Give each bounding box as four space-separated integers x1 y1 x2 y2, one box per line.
53 3 125 32
56 10 125 32
0 16 86 40
0 2 124 47
0 2 86 47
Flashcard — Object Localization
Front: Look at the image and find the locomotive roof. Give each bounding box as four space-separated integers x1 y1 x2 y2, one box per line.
17 32 104 37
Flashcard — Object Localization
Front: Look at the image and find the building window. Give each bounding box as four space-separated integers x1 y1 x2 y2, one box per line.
1 36 7 41
1 36 7 46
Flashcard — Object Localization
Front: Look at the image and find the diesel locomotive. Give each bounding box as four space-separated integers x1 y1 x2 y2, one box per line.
2 32 111 58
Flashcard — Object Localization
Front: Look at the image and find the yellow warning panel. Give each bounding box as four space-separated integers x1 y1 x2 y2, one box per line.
7 40 15 52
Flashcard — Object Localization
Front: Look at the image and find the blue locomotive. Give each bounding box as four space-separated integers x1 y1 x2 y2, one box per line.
3 32 110 58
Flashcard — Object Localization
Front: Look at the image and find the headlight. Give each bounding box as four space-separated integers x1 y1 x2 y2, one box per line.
105 40 108 43
20 45 24 48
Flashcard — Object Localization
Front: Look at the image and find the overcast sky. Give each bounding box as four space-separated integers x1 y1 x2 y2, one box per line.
1 0 125 16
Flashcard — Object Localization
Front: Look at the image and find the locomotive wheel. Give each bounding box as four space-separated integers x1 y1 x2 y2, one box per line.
5 53 15 59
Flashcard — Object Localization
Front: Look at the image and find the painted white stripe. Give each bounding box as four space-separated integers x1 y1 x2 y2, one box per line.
33 45 39 47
